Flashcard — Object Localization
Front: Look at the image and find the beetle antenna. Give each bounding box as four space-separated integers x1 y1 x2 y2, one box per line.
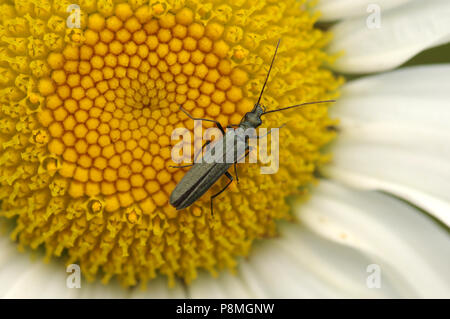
262 100 336 116
256 39 281 106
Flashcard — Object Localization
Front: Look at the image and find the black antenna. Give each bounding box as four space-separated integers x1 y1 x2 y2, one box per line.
262 100 336 116
256 39 281 106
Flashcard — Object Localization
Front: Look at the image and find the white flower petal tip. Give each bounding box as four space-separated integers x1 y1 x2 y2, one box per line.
316 0 412 22
295 180 450 298
238 227 393 298
327 0 450 74
324 169 450 228
326 64 450 227
0 237 80 298
0 234 185 299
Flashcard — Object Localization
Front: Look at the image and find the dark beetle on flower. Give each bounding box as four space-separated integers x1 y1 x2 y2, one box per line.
170 40 335 215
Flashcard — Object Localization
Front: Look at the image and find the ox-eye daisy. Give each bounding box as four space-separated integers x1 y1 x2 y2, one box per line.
0 0 449 298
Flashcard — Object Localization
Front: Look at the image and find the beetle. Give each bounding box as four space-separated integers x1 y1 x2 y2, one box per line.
169 40 335 215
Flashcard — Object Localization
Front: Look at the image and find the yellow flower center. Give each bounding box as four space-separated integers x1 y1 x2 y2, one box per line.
0 0 342 287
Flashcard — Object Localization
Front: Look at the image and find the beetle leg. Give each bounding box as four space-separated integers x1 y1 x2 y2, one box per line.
256 128 272 139
169 164 194 168
233 146 250 184
232 144 252 183
210 172 233 216
171 140 213 168
179 106 225 134
236 147 251 163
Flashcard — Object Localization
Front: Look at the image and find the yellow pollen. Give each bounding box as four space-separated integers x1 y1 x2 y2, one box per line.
0 0 342 288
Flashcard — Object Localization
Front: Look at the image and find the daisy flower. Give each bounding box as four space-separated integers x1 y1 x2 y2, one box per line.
0 0 449 298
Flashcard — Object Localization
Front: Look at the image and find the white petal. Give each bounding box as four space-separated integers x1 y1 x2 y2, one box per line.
2 262 81 299
0 235 80 298
238 225 396 298
0 231 185 298
129 278 186 299
327 0 450 74
325 64 450 227
183 220 425 298
205 205 447 298
316 0 412 22
77 280 130 299
296 180 450 298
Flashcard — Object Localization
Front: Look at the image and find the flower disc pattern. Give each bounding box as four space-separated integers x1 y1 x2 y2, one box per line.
0 0 341 287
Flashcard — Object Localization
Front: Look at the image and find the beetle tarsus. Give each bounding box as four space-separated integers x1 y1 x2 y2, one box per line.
169 164 194 168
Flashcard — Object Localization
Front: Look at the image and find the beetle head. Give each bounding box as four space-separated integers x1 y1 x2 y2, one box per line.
241 103 264 128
